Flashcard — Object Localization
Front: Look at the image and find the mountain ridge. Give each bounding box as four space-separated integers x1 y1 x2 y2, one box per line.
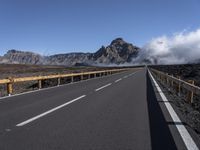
0 38 141 66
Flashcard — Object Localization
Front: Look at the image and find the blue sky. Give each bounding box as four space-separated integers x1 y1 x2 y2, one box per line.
0 0 200 56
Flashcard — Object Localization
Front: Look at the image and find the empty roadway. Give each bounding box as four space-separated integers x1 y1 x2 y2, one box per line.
0 68 199 150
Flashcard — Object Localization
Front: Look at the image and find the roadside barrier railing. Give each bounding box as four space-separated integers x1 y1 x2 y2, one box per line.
149 68 200 103
0 68 130 96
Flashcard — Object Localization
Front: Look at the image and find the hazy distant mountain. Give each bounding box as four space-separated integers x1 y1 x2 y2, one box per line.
47 53 92 66
2 50 45 64
0 38 141 66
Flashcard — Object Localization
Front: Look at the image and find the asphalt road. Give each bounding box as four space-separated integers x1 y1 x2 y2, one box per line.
0 68 199 150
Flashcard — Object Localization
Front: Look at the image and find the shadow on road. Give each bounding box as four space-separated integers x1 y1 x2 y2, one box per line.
146 72 177 150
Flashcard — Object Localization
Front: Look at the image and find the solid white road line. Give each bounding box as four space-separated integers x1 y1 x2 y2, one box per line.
148 70 199 150
115 78 122 83
95 83 112 92
16 95 86 127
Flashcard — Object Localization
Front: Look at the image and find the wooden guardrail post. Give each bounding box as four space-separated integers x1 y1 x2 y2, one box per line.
71 76 74 82
57 77 61 86
166 73 169 86
166 74 171 91
7 77 13 96
157 72 159 80
161 74 163 82
171 75 174 89
38 80 42 89
164 74 167 84
160 73 162 82
187 80 194 103
99 73 102 77
158 72 160 81
176 76 181 96
81 74 84 80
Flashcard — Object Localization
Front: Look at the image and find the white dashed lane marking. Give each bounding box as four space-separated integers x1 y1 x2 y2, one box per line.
16 95 86 127
95 83 112 92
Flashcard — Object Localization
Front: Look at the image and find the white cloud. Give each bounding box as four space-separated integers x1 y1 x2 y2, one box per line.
137 28 200 64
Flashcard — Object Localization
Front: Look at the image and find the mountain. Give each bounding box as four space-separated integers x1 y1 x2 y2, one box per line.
2 50 45 64
0 38 141 66
92 38 139 64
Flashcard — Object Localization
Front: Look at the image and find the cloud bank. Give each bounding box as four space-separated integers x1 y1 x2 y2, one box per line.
137 28 200 64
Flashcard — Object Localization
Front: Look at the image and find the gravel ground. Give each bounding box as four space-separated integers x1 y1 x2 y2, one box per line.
150 64 200 137
0 64 100 97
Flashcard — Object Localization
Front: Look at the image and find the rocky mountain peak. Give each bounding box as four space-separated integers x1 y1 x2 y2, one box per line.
93 38 140 64
110 38 125 45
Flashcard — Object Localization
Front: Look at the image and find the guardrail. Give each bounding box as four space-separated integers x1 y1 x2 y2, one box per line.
0 68 130 96
149 68 200 103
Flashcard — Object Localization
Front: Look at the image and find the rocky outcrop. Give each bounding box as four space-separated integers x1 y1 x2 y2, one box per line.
92 38 140 64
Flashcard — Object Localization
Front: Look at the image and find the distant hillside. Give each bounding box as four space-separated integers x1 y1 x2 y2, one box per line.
1 50 45 64
0 38 141 66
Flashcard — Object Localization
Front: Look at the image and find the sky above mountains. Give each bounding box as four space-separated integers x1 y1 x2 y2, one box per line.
0 0 200 56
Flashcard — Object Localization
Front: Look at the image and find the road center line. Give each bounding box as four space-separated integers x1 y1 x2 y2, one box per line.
16 95 86 127
123 76 128 79
95 83 112 92
148 70 198 150
115 78 122 83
